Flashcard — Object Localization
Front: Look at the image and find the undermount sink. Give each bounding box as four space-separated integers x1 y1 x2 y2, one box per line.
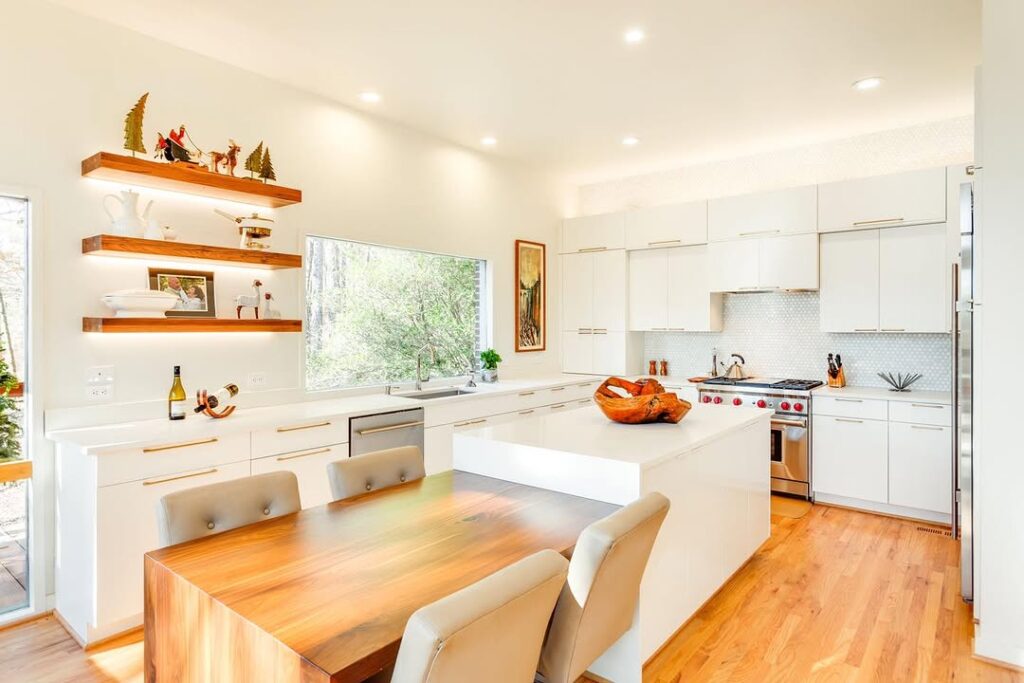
401 388 476 400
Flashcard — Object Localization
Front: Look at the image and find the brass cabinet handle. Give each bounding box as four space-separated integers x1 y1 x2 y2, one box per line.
276 421 331 433
910 403 945 409
911 424 944 431
835 418 864 424
357 420 424 436
881 328 906 332
551 386 566 392
592 329 608 335
739 229 781 237
550 403 567 409
518 409 535 416
142 437 218 454
577 399 590 405
454 420 473 427
648 239 682 246
834 398 863 403
576 383 592 388
853 217 904 226
578 246 608 253
518 391 535 397
669 327 687 331
854 328 878 332
577 328 593 335
143 468 218 487
276 447 332 462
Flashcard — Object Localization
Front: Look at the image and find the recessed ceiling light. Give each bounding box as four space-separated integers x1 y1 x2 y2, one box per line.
624 27 646 44
852 77 883 91
622 136 640 147
359 91 381 103
480 136 497 147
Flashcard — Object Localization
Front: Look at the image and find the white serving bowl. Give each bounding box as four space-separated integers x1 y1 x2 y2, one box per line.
101 289 179 318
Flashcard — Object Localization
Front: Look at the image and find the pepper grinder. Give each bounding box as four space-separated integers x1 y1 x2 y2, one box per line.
660 359 669 376
648 360 658 375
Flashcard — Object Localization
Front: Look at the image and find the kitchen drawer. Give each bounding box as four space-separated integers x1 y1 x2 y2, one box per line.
813 396 888 421
425 393 509 427
97 431 251 487
251 417 349 459
252 442 348 509
888 400 951 427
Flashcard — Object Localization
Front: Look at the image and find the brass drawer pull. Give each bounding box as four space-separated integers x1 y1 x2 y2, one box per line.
577 399 590 405
357 420 424 436
738 229 781 237
853 217 904 226
550 403 567 409
911 424 944 431
518 409 535 416
454 420 473 428
551 386 566 392
143 437 218 454
143 468 218 487
577 328 593 335
835 418 864 424
518 391 535 397
854 328 878 332
276 421 331 433
276 447 332 462
910 403 944 409
578 246 608 253
881 328 906 332
648 239 682 246
834 398 863 403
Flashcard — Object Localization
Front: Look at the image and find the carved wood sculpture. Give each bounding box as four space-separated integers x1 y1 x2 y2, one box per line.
594 377 692 424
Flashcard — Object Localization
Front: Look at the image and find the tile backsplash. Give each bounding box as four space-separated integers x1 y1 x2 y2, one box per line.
645 291 951 391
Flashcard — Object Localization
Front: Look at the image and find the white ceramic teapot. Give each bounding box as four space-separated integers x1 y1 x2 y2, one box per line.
102 189 153 237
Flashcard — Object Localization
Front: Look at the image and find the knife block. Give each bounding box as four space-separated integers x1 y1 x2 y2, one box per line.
827 367 847 388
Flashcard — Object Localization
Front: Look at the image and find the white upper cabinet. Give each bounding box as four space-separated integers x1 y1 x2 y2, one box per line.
591 249 628 331
629 246 722 332
817 167 946 234
628 249 669 330
819 230 880 332
708 234 817 292
625 201 708 250
560 251 594 331
708 239 759 292
708 185 818 242
878 223 948 333
561 213 626 253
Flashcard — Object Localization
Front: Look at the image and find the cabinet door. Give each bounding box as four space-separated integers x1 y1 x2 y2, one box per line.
667 245 722 331
707 239 759 291
561 330 593 374
812 416 888 503
708 185 817 241
759 233 819 290
591 249 628 331
95 460 251 629
561 252 593 331
251 443 347 509
592 331 627 375
562 213 625 253
819 230 880 332
818 167 946 233
628 249 668 330
888 422 952 513
625 201 708 249
424 424 454 475
879 223 948 333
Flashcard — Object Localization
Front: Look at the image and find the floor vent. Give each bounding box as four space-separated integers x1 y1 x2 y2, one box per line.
917 526 952 537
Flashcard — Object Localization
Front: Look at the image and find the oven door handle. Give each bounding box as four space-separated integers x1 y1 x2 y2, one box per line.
771 418 808 429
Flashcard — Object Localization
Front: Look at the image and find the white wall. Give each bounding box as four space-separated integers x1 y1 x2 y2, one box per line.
974 0 1024 667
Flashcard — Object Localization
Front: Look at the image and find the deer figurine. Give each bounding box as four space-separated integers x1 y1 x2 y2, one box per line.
235 279 262 319
262 292 281 319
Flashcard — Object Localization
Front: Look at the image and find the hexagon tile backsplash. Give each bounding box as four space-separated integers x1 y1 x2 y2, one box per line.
645 291 951 391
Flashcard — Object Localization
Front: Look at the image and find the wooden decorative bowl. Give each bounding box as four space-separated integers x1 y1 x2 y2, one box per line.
593 377 692 424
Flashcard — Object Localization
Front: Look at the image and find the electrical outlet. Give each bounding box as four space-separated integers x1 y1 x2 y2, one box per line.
86 384 112 401
247 372 267 389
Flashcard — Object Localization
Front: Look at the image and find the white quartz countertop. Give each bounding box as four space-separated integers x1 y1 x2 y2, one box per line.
46 374 598 453
812 385 951 404
456 403 769 471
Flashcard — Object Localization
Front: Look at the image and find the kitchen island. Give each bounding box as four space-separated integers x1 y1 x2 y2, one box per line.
453 403 771 683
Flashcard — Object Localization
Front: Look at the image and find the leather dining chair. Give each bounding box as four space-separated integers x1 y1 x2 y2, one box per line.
327 445 425 501
156 471 301 547
537 492 671 683
390 549 569 683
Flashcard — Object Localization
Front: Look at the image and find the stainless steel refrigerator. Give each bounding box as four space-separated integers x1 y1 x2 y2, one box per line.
953 179 975 603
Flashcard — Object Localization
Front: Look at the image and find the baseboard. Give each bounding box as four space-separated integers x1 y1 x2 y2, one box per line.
0 609 53 633
53 609 86 648
813 493 951 526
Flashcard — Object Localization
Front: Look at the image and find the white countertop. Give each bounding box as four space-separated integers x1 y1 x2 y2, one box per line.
46 374 598 453
811 385 951 404
457 403 769 471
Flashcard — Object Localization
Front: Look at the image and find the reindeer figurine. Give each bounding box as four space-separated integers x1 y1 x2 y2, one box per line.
209 139 241 175
262 292 282 320
235 279 262 319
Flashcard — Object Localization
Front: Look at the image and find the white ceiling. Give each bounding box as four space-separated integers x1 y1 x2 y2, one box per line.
52 0 980 184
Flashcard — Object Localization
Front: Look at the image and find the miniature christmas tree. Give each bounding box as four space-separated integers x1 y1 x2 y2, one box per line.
259 147 276 183
122 92 148 157
244 141 264 179
0 340 21 463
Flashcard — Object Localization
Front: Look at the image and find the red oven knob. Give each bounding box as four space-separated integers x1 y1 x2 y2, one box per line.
701 395 711 404
732 397 742 406
713 396 723 404
794 402 804 412
756 399 767 408
780 401 791 411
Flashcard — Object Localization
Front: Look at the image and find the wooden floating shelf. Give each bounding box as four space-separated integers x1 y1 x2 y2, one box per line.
82 234 302 270
83 318 302 333
81 152 302 208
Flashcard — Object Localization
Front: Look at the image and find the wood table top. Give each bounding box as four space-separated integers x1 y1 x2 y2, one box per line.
144 470 617 682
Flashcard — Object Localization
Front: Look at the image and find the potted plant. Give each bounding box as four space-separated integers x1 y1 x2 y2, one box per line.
480 348 502 383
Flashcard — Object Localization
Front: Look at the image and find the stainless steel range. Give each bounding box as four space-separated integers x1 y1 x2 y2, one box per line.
699 377 823 499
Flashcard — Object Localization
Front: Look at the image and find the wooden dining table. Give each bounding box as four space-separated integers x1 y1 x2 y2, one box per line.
143 470 618 683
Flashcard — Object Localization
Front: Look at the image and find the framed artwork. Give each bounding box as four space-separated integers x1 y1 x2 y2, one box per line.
148 268 216 318
515 240 545 352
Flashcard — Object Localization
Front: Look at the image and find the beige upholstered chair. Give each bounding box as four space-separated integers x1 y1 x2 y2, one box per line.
390 549 569 683
327 445 425 501
156 471 301 547
537 492 671 683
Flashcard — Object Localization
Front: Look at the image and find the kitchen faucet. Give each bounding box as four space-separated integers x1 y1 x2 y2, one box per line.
415 344 435 391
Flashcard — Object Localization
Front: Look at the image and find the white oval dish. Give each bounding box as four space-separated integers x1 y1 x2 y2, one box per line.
101 289 179 318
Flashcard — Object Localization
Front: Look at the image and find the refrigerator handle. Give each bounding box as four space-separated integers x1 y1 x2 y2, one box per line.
951 261 960 539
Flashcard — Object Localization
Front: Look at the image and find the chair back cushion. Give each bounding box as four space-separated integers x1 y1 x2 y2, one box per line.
156 471 300 546
538 492 670 683
327 445 425 501
391 549 568 683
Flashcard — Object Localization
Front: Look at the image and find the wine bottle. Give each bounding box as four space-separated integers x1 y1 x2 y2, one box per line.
195 383 239 413
168 366 186 421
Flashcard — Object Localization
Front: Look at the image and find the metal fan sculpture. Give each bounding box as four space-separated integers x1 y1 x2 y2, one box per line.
877 372 922 392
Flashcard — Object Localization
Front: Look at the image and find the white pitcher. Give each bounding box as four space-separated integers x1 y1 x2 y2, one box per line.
102 190 153 237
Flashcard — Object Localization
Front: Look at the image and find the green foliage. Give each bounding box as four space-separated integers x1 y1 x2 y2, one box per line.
480 348 502 370
0 339 21 464
305 239 483 390
123 92 148 156
244 141 264 177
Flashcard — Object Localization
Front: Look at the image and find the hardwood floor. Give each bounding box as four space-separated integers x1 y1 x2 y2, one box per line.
0 504 1019 683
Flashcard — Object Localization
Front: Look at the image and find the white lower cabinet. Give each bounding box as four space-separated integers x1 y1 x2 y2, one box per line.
813 415 889 503
888 422 951 514
251 442 348 509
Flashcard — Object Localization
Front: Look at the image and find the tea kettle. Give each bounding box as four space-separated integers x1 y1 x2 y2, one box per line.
103 189 153 237
721 354 747 380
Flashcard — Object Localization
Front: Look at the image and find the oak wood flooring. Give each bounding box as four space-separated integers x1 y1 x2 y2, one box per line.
0 503 1019 683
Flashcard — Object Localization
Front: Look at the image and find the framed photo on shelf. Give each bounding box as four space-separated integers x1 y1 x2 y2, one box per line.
148 267 216 318
514 239 545 352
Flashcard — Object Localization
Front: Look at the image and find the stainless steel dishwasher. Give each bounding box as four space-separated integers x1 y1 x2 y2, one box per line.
349 408 425 457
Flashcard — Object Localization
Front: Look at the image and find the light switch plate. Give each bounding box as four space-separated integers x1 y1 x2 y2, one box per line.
85 365 115 402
